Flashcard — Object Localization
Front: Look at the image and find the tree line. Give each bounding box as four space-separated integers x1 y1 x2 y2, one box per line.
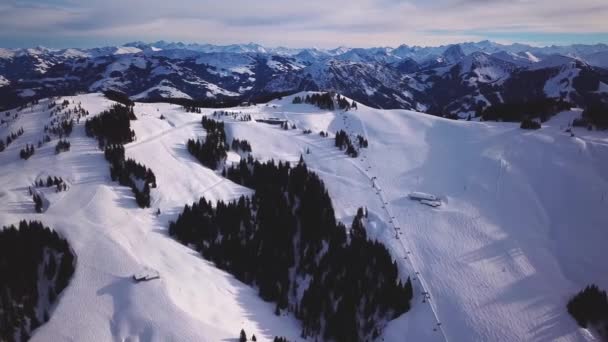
187 117 229 169
55 139 71 154
573 101 608 130
169 156 413 341
104 144 156 208
212 110 252 122
292 92 357 111
103 90 135 107
0 127 24 152
480 99 570 122
85 104 156 208
30 176 67 193
85 104 136 147
335 130 358 157
0 221 75 342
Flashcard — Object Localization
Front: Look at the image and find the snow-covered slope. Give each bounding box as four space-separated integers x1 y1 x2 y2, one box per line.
131 80 193 100
0 92 607 341
223 93 608 341
0 94 303 342
583 51 608 69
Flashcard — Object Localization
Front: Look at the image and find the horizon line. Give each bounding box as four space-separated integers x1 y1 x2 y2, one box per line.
3 39 608 51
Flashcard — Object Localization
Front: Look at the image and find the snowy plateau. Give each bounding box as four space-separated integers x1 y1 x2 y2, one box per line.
0 90 607 342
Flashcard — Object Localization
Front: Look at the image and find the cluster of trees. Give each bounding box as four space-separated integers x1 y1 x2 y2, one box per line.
0 220 75 342
46 119 74 137
32 193 43 213
55 139 71 154
183 105 202 113
212 111 252 121
574 102 608 129
520 118 541 130
292 92 335 110
292 93 357 111
319 131 328 138
104 145 157 208
481 99 571 122
103 90 134 107
19 144 35 160
187 117 228 169
31 176 67 193
356 134 369 148
0 109 21 125
239 329 257 342
84 104 157 208
47 101 89 124
567 284 608 333
0 127 25 152
85 104 136 147
34 176 65 189
140 96 245 109
231 138 252 153
36 135 51 148
281 121 296 130
336 94 357 110
335 130 358 157
169 157 413 340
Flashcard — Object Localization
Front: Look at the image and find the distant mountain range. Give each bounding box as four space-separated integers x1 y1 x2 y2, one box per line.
1 41 607 117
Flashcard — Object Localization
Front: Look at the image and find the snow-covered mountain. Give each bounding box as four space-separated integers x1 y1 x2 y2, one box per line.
1 41 607 118
1 91 607 341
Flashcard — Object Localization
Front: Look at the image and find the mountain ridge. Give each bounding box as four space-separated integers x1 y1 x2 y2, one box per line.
0 41 607 119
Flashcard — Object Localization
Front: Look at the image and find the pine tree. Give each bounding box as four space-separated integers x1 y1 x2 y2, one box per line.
240 329 247 342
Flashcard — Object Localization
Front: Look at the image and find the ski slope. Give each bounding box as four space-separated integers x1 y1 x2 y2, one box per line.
0 94 302 342
217 95 608 341
0 92 607 341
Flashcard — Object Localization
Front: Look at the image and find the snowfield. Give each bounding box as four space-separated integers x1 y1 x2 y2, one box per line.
0 92 607 341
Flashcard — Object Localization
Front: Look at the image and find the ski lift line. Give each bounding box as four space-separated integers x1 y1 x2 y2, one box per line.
367 168 449 342
295 113 446 340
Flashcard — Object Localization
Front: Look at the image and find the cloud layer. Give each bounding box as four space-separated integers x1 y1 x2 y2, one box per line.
1 0 607 48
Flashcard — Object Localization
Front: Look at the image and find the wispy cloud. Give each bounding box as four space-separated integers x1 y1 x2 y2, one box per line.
0 0 606 48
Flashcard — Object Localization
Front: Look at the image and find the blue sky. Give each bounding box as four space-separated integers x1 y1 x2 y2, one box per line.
1 0 607 48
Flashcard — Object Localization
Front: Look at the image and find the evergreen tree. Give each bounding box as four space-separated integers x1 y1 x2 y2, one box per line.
568 284 608 329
